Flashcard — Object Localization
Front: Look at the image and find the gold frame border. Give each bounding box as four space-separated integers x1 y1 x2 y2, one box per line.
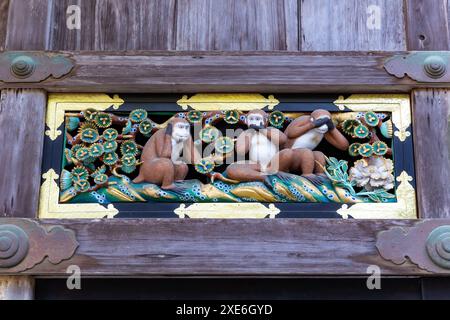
177 93 280 111
333 94 416 219
39 94 124 218
39 93 416 219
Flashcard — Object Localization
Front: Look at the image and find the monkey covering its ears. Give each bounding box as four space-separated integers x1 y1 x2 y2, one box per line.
225 109 293 182
133 118 200 189
284 109 349 176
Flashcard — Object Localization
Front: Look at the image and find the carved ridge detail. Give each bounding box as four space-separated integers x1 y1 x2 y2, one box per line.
376 220 450 273
0 219 78 272
0 52 74 83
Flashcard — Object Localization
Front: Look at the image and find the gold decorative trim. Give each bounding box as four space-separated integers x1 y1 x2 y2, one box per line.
38 169 118 219
45 93 124 140
177 93 279 111
174 203 280 218
334 94 411 141
337 171 416 219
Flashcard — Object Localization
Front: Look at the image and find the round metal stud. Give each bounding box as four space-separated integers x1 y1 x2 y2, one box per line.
423 55 447 79
426 226 450 269
10 56 36 79
0 224 29 268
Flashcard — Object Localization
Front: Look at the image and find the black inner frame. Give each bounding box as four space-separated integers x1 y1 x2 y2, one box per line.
41 94 416 218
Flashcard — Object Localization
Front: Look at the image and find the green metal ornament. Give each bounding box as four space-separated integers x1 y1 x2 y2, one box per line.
353 124 369 139
122 120 132 134
129 109 148 123
71 166 89 183
199 126 220 143
103 140 118 153
75 147 90 161
342 119 360 135
186 110 203 123
89 143 104 158
195 158 216 174
83 109 98 121
59 169 73 191
103 128 119 141
103 152 119 165
94 112 112 128
94 173 109 185
364 111 379 127
269 111 285 128
358 143 373 157
348 143 361 157
64 148 73 165
380 120 393 139
91 165 107 178
80 126 100 143
120 140 138 156
372 141 388 156
224 110 240 124
139 119 153 135
65 116 80 131
73 179 90 193
121 165 136 174
121 154 136 167
215 137 234 154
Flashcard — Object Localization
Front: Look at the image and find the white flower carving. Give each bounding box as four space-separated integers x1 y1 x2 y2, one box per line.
349 157 394 191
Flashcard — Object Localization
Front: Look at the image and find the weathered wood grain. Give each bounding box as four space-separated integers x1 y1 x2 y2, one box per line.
405 0 450 50
0 276 34 300
0 51 440 93
5 0 50 50
0 0 9 51
1 219 433 276
300 0 406 51
412 89 450 218
0 90 46 218
176 0 298 50
49 0 176 50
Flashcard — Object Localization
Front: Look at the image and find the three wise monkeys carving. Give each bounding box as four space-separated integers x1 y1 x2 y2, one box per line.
135 109 349 189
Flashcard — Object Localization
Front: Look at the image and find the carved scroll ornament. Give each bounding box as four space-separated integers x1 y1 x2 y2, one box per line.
0 219 78 272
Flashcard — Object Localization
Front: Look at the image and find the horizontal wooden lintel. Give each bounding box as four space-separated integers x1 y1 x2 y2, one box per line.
1 218 447 276
1 51 450 93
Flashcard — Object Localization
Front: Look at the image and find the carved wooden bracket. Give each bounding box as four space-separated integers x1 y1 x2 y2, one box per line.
376 220 450 273
384 52 450 83
0 52 74 83
0 219 78 273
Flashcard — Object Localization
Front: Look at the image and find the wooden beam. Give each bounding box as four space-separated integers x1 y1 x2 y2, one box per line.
0 276 34 300
300 0 406 51
406 1 450 218
0 218 437 276
0 51 448 93
412 89 450 218
5 0 50 50
0 89 46 218
405 0 450 50
0 0 9 51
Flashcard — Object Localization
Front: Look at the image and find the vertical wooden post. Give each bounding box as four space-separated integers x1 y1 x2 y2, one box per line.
406 0 450 218
411 90 450 218
1 0 51 299
0 89 47 218
0 89 46 299
0 276 35 300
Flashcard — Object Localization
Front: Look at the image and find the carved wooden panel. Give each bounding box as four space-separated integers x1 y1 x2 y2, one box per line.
39 93 417 219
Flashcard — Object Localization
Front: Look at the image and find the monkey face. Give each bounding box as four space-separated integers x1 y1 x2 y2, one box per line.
172 121 191 142
311 110 332 134
246 113 266 130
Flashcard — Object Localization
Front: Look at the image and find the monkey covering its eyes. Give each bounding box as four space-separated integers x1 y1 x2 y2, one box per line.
284 109 349 176
133 118 200 189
